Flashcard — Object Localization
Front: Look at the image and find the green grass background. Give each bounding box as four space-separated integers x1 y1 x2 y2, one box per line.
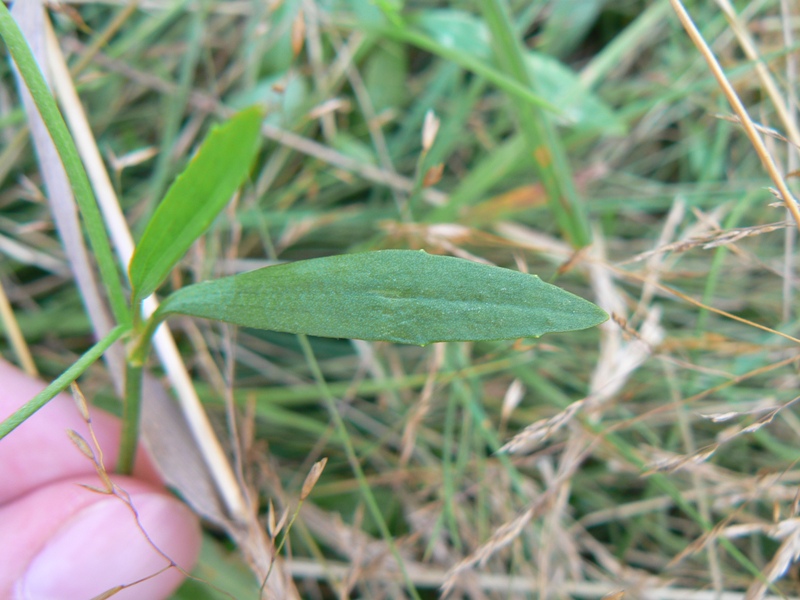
3 0 800 597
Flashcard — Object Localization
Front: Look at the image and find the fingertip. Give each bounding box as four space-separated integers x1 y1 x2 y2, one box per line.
4 479 200 600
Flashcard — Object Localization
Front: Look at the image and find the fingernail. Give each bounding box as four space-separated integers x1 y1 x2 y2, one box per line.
17 494 198 600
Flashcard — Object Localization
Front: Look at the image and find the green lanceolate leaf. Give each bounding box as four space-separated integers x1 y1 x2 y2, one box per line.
155 250 608 346
129 106 263 303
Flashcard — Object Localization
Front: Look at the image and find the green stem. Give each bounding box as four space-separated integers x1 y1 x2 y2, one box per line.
118 363 143 475
0 6 130 327
129 311 162 367
0 325 127 440
118 308 163 473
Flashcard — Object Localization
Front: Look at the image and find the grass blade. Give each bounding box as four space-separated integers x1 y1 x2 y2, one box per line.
480 0 592 247
0 325 127 440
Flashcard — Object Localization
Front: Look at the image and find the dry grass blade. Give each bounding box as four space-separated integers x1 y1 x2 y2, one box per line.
619 221 790 264
0 277 36 375
746 519 800 599
668 0 800 229
499 398 585 454
10 0 124 391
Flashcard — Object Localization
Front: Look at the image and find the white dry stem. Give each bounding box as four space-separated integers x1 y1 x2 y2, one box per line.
38 14 302 598
0 233 68 276
41 14 248 524
589 230 664 411
10 1 124 392
287 555 800 598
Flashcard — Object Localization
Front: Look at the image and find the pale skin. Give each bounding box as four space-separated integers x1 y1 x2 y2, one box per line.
0 359 201 599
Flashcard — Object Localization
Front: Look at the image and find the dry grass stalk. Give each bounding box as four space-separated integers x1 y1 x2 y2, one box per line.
499 397 585 454
643 396 800 474
64 385 195 597
0 278 36 375
746 519 800 600
620 221 790 265
440 507 535 596
668 0 800 229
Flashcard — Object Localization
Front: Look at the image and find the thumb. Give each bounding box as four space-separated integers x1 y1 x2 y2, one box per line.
2 477 200 600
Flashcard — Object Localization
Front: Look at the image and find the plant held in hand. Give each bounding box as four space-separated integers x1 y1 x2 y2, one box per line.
0 100 607 476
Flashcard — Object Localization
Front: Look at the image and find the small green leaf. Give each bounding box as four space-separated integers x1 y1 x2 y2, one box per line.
155 250 607 346
129 106 263 302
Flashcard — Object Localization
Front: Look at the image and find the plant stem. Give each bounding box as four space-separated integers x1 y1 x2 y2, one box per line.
0 325 127 440
118 362 143 475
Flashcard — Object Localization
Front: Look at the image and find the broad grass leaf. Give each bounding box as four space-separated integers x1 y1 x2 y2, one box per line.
156 250 608 346
525 53 626 136
129 107 263 302
416 9 623 136
415 9 492 61
364 41 408 113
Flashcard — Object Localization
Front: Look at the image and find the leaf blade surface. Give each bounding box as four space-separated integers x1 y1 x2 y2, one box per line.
129 107 263 301
156 250 607 346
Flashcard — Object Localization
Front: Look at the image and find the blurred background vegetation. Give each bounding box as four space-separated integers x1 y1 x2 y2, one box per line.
3 0 800 597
